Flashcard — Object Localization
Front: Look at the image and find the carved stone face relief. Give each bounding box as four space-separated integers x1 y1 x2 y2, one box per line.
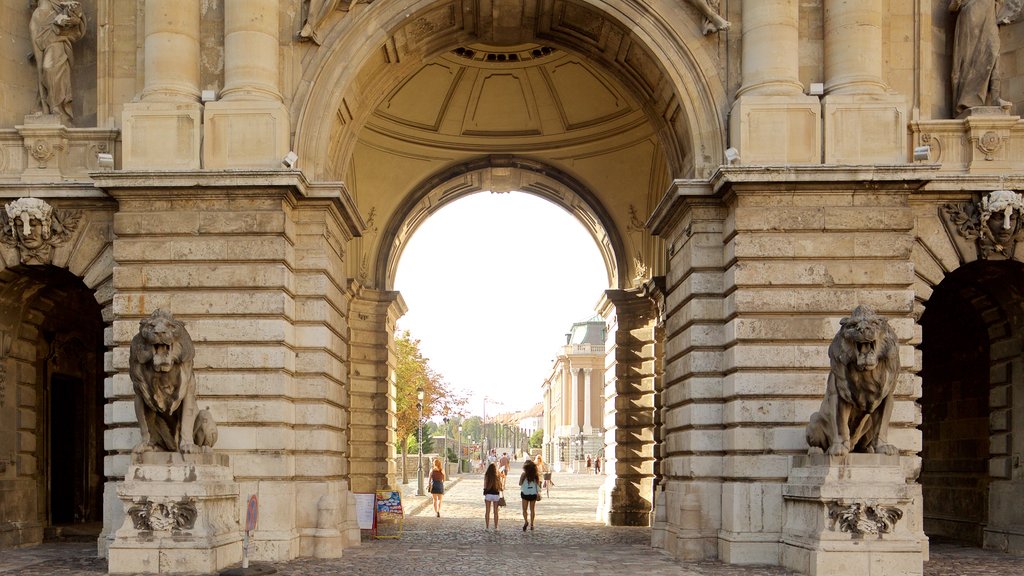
941 190 1024 260
0 198 81 265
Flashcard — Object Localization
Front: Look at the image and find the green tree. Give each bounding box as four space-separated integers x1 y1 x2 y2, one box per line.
529 429 544 449
394 330 466 483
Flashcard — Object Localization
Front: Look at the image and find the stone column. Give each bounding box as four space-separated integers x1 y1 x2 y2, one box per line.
583 368 593 432
122 0 203 169
599 289 657 526
822 0 907 163
736 0 803 98
729 0 821 164
204 0 291 169
563 363 573 425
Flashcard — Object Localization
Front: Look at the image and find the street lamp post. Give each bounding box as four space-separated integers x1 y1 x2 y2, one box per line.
457 424 463 474
416 387 424 496
442 417 449 473
578 433 584 473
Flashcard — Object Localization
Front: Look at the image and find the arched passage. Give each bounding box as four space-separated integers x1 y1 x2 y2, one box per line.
920 260 1024 550
297 0 700 528
0 265 106 545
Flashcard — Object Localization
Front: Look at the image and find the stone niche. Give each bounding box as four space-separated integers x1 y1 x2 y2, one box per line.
107 452 241 575
781 454 927 576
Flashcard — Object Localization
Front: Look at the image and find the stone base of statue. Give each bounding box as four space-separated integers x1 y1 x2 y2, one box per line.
108 452 242 575
781 454 927 576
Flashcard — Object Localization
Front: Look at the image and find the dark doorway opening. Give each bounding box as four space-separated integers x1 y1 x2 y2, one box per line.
919 260 1024 547
49 373 89 525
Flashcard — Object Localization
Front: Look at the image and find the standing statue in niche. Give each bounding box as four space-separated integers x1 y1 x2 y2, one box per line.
805 306 900 457
130 309 218 455
685 0 730 35
29 0 86 125
949 0 1024 116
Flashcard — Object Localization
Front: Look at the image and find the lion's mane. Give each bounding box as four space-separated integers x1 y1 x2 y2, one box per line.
129 309 205 453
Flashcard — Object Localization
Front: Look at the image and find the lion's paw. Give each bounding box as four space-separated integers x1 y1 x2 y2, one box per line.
179 442 199 454
873 443 898 456
807 446 824 455
827 443 850 457
132 441 156 454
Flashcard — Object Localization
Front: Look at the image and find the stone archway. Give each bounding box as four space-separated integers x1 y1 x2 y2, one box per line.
0 199 114 549
292 0 717 528
291 0 728 183
913 191 1024 553
374 157 627 291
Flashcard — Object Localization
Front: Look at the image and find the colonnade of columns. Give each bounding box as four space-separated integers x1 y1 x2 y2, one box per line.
730 0 904 164
123 0 289 170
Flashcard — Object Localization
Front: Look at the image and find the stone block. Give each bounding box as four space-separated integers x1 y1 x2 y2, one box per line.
122 101 202 170
203 100 290 169
729 94 822 165
823 93 908 164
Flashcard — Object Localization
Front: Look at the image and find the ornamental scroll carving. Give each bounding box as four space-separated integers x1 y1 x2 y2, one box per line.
0 198 81 265
127 498 199 531
941 190 1024 259
827 501 903 536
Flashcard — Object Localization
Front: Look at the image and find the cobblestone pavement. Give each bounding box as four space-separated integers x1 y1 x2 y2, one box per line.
2 464 1022 575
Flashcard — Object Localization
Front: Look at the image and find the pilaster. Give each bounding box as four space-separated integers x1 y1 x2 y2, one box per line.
715 167 921 566
599 288 658 526
347 286 405 493
94 170 363 562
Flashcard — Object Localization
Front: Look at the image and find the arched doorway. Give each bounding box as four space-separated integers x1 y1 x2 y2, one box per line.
291 0 721 525
0 265 105 544
920 260 1024 550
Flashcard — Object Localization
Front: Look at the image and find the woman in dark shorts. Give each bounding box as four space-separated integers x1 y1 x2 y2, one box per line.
518 459 541 531
428 458 446 517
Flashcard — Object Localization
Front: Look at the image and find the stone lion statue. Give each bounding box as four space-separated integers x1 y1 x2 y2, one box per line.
130 309 217 454
805 305 900 457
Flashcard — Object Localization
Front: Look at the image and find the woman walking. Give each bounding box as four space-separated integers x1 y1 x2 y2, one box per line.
428 458 446 517
519 459 541 531
483 462 502 530
535 454 552 497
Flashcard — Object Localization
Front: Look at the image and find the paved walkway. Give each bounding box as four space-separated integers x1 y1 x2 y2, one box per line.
1 463 1022 575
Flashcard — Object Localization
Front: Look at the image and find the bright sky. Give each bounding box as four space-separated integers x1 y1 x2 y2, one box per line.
393 191 608 418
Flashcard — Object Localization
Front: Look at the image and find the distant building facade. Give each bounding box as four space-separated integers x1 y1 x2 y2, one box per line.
542 316 606 472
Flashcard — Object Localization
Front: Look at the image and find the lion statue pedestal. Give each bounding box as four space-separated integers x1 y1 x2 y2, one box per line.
781 454 927 576
782 306 927 575
108 452 242 575
107 310 242 574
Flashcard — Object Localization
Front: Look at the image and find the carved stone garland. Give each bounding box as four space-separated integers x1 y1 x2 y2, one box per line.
941 189 1024 259
127 498 199 531
827 501 904 536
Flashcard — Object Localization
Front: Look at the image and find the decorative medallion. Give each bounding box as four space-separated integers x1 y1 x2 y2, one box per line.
972 130 1004 161
28 139 63 169
941 190 1024 259
127 498 198 531
0 198 82 265
827 501 903 535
